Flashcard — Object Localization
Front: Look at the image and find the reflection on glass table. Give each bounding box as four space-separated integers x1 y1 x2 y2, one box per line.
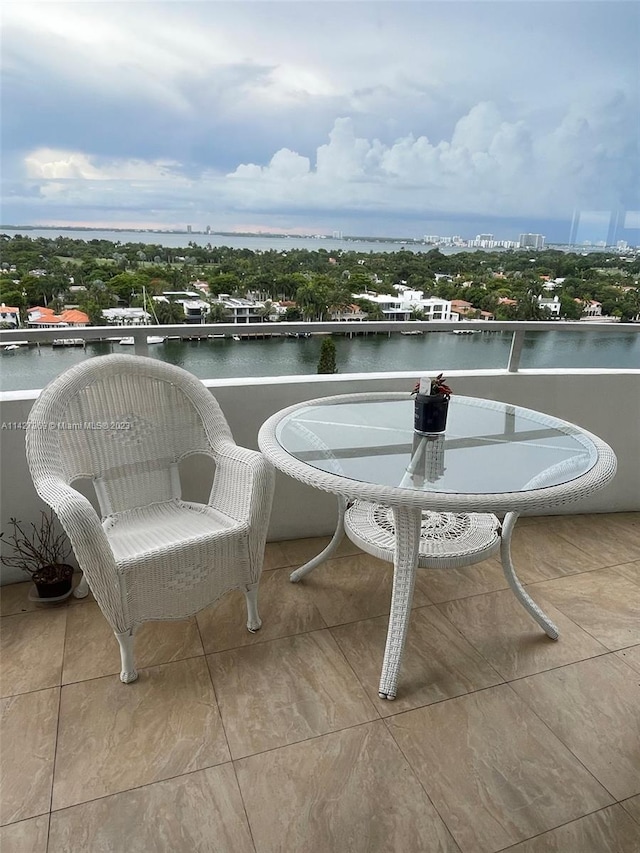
258 393 617 700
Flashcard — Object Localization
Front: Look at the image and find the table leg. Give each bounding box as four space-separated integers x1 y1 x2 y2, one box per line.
500 512 559 639
290 495 348 583
378 505 422 700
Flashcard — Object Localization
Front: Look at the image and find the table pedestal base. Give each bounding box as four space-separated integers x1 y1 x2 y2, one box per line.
290 497 560 700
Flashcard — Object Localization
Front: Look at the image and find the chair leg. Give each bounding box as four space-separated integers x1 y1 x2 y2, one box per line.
73 575 89 599
114 629 138 683
500 512 559 639
378 506 422 700
244 582 262 633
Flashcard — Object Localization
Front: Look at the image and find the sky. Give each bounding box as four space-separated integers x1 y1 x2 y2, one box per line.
1 0 639 243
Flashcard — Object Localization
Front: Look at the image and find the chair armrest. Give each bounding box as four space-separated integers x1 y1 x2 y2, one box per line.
210 441 275 523
32 479 127 631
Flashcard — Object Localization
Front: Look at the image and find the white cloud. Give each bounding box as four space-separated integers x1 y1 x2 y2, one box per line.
24 149 182 182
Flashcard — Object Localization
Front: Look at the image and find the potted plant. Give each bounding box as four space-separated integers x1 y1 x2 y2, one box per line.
1 510 74 600
411 373 452 434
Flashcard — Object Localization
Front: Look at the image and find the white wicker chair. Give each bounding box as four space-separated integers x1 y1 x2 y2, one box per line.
25 354 275 683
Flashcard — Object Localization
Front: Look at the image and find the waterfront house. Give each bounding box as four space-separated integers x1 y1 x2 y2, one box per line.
101 307 152 325
0 304 20 327
58 309 89 327
353 289 454 321
27 307 66 327
538 295 562 317
450 299 474 316
26 307 89 328
330 303 368 322
211 294 266 323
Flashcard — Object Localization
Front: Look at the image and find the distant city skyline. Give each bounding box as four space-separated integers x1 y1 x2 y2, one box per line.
2 222 636 251
2 2 638 244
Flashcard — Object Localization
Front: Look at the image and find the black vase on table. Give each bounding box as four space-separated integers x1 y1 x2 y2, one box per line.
414 393 449 434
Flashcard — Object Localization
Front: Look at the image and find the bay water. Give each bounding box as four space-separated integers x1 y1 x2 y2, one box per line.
2 329 638 393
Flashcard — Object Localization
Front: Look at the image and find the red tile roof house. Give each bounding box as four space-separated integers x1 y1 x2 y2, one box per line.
450 299 474 316
27 307 89 327
0 304 21 327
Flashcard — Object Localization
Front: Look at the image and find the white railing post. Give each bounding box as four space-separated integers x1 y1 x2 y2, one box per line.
507 330 525 372
132 328 149 357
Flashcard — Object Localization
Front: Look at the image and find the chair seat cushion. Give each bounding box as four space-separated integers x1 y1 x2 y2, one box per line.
104 499 244 566
344 501 501 568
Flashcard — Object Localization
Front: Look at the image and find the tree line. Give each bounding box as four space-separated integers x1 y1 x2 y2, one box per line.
1 234 639 325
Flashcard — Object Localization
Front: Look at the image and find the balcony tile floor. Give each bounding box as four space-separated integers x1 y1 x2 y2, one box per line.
1 513 639 852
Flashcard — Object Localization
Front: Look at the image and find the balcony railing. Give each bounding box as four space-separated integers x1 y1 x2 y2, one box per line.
1 319 637 372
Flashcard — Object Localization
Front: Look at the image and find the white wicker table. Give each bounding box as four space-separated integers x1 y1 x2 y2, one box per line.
258 393 617 699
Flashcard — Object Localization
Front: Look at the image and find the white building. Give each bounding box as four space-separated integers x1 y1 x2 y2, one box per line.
101 307 152 325
352 289 453 321
537 295 561 317
519 233 546 250
582 300 603 317
211 295 265 324
0 304 20 327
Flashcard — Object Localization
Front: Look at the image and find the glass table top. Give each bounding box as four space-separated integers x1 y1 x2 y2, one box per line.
274 395 599 495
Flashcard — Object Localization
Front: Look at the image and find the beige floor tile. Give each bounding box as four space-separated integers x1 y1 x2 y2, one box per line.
297 552 433 627
507 523 607 583
612 559 640 586
263 535 359 571
52 657 229 810
418 559 510 604
196 567 326 654
0 582 40 617
604 511 640 529
438 588 607 680
0 609 67 697
48 765 254 853
528 566 640 650
0 815 49 853
207 630 377 758
500 804 640 853
62 602 203 683
546 514 640 566
511 655 640 801
0 688 58 826
387 684 612 853
621 795 640 825
0 576 89 618
331 605 503 714
236 721 460 853
616 645 640 674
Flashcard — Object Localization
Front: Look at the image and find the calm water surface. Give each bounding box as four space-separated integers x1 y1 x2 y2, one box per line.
0 228 462 254
2 331 638 392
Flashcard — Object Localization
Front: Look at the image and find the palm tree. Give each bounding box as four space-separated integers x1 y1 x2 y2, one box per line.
207 301 231 324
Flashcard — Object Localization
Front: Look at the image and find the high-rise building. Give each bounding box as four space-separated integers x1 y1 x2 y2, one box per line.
186 225 192 234
519 233 545 249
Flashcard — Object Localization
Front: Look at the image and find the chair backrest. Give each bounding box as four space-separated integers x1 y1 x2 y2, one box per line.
27 355 234 516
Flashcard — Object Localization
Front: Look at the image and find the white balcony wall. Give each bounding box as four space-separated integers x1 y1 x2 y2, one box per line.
1 369 639 585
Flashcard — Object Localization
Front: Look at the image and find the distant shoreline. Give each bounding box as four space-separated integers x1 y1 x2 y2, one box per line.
1 225 626 253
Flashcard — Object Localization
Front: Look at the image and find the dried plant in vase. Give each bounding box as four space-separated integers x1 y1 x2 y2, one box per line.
1 510 74 599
